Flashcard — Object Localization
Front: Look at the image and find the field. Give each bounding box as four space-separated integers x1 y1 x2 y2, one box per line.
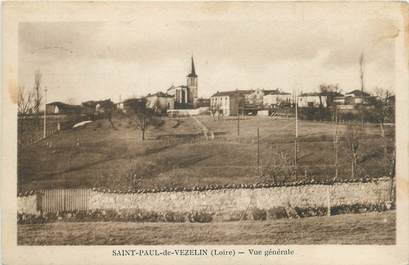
17 211 396 245
18 114 395 192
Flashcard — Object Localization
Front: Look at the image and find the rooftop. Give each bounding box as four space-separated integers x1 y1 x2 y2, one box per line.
146 91 174 98
211 90 253 97
47 101 83 110
346 90 371 97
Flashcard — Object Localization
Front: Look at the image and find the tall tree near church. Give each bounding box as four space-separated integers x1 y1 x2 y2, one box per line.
359 53 365 129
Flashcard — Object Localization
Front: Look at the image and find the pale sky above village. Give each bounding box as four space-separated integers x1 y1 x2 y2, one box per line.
18 3 398 104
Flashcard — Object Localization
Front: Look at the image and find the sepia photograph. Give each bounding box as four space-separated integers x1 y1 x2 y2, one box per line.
2 1 409 264
15 2 398 246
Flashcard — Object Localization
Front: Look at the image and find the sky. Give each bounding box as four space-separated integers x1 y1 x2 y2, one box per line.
18 3 398 104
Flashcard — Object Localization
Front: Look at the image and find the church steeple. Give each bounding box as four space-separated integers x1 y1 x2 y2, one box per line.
186 56 198 106
187 56 197 78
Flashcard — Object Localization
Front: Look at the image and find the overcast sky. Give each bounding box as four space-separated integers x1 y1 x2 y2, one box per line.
18 4 398 104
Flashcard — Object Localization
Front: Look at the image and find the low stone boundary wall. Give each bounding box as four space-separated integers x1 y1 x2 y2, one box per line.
18 178 393 217
88 179 391 213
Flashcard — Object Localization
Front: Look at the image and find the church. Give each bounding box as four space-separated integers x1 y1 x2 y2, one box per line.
167 56 198 109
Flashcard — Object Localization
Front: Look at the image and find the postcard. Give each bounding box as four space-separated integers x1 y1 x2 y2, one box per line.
1 1 409 265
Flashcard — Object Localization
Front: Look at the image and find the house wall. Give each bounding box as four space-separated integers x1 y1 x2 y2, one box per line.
298 96 328 108
211 96 231 116
263 94 292 106
46 105 59 114
246 89 264 106
146 96 175 111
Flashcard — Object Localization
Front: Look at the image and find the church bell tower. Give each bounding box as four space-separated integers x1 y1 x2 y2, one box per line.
187 56 198 106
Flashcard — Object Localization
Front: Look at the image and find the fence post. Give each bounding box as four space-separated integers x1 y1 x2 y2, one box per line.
36 191 43 216
327 185 331 216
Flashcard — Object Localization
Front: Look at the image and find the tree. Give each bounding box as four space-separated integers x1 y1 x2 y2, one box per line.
127 98 157 141
17 86 34 115
210 102 221 120
33 70 42 114
373 87 395 183
344 125 363 178
373 87 394 125
100 99 115 128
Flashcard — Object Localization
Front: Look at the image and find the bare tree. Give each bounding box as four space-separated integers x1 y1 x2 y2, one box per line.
17 86 34 115
128 98 157 141
33 70 42 114
373 87 395 189
374 87 394 126
344 125 363 178
210 102 221 120
100 99 115 128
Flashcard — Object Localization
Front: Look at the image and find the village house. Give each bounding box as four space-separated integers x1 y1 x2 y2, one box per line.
245 88 264 106
298 92 328 108
195 97 210 108
210 90 245 116
263 89 292 107
345 90 372 105
46 102 83 115
145 92 175 113
81 99 114 118
120 98 145 113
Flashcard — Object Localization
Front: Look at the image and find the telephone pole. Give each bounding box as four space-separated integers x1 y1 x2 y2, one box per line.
359 52 365 129
257 127 260 176
237 103 240 136
334 108 338 179
294 89 298 169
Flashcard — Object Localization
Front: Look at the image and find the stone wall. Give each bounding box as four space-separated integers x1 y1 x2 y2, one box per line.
17 178 392 215
87 178 392 213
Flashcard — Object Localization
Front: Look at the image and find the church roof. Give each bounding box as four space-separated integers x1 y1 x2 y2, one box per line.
187 56 197 77
211 90 252 97
146 91 174 98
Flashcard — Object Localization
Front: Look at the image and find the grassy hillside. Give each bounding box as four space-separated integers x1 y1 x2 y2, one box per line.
18 114 395 192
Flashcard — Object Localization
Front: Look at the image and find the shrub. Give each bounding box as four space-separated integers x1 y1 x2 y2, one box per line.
188 211 213 223
266 207 288 220
251 208 267 221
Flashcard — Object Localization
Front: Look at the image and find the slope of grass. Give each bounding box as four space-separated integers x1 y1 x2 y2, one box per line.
18 115 395 191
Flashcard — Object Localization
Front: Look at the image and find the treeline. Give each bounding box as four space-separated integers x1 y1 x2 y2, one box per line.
296 106 395 123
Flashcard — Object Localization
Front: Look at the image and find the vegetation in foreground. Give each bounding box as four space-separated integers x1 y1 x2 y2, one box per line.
18 211 396 245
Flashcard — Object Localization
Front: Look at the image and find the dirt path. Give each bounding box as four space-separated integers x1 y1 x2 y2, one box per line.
191 116 211 139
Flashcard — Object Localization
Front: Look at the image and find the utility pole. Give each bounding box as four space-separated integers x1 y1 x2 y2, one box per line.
257 127 260 176
359 52 365 129
43 87 48 139
334 108 338 179
294 89 298 170
295 89 298 138
237 100 240 136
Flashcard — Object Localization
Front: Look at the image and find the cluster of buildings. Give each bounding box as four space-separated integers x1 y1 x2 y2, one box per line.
209 87 391 117
45 56 392 119
210 88 292 116
46 57 201 116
